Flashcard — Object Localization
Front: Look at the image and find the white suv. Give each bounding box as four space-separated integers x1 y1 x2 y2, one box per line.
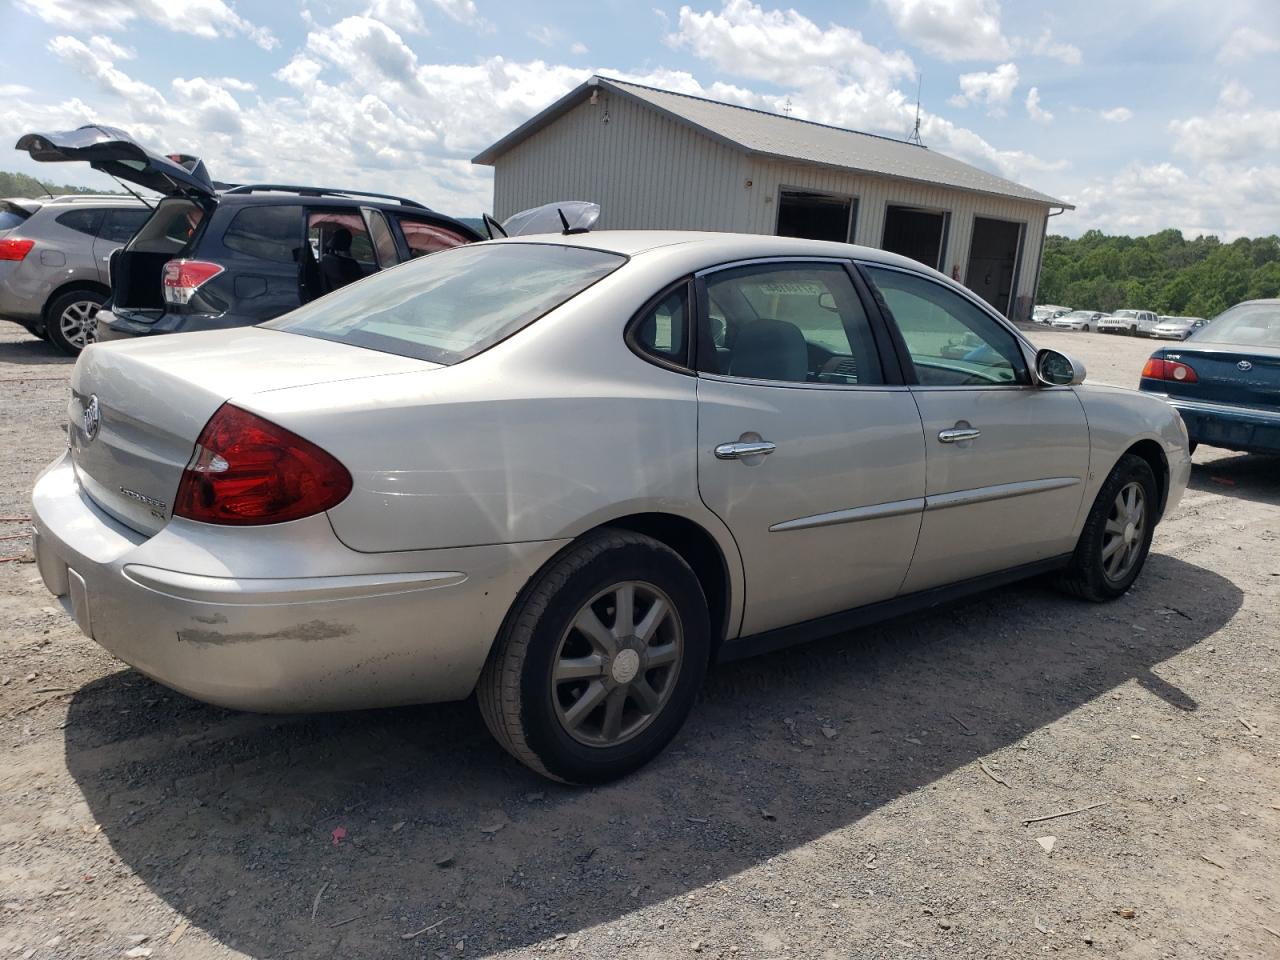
1099 309 1157 337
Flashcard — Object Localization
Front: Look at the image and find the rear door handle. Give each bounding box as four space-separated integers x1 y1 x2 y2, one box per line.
938 427 981 443
715 440 776 460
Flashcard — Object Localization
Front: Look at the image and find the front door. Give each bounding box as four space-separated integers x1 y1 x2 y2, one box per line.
861 263 1090 593
693 259 926 638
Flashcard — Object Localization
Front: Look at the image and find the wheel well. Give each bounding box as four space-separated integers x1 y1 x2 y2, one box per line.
42 280 111 324
1125 439 1169 518
602 513 731 655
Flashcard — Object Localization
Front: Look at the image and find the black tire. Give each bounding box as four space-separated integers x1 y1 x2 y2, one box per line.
1057 453 1159 602
478 529 711 784
45 288 105 356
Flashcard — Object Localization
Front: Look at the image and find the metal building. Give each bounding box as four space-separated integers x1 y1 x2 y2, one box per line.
473 75 1072 320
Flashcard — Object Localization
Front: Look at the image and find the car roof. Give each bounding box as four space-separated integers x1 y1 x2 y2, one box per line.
43 194 148 207
491 229 948 275
215 191 435 213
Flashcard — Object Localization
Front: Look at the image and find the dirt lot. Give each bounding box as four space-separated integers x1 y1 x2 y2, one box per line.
1 323 1277 960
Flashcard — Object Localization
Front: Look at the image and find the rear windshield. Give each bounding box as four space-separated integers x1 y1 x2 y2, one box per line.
1193 302 1280 347
265 242 626 364
0 206 31 231
125 197 205 254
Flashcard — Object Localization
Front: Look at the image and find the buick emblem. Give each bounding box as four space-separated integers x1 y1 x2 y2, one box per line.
1237 360 1253 372
82 395 101 442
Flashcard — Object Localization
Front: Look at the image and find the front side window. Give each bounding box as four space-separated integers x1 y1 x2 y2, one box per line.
632 284 689 367
864 265 1028 387
695 262 883 385
266 242 625 364
223 205 300 263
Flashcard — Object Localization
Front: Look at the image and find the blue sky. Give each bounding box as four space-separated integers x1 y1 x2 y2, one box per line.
3 0 1278 237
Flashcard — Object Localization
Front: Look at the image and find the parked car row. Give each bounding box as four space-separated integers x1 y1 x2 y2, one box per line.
1035 305 1202 339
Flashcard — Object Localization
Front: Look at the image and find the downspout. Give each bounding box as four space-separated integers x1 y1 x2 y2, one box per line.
1027 205 1065 319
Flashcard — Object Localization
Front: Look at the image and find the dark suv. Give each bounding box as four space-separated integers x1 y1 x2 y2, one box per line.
17 125 482 341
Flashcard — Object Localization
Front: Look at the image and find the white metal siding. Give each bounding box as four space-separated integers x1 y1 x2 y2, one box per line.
491 99 1050 313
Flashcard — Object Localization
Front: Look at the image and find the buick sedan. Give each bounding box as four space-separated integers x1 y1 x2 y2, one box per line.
31 232 1191 783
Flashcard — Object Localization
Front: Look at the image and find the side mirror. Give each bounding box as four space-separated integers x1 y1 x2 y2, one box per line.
1035 348 1086 386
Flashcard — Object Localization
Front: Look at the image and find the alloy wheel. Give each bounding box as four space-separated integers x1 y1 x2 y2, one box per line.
59 300 101 351
552 580 683 747
1101 481 1146 582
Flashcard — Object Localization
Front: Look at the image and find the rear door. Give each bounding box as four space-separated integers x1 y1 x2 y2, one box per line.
218 204 305 320
860 262 1090 593
694 258 926 638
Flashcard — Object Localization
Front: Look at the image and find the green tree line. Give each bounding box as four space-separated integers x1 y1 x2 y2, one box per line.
0 169 122 200
1038 229 1280 319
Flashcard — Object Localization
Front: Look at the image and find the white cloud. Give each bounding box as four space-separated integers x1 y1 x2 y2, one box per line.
670 0 915 87
47 35 168 122
571 42 588 55
216 76 257 93
15 0 278 50
874 0 1010 61
1025 86 1052 124
1099 106 1133 123
1027 28 1081 65
428 0 479 24
1169 85 1280 165
1216 26 1279 64
88 35 135 61
0 85 33 97
305 17 424 90
1218 80 1251 109
171 77 245 134
948 62 1018 114
529 26 557 47
368 0 428 34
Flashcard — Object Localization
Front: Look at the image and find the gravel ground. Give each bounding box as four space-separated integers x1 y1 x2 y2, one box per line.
1 323 1277 960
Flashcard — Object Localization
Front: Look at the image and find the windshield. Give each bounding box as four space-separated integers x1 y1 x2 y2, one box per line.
265 242 626 364
1192 302 1280 347
1065 311 1093 319
1112 310 1138 318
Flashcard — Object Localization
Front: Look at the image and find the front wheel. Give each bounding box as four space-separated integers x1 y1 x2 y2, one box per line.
478 529 710 783
1057 454 1158 602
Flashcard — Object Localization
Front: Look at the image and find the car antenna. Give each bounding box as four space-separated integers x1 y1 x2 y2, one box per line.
108 175 154 211
558 206 590 235
483 213 507 239
35 178 55 199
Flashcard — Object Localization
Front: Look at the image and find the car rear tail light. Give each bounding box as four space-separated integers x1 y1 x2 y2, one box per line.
0 238 34 261
1141 357 1198 383
162 259 223 305
174 404 352 525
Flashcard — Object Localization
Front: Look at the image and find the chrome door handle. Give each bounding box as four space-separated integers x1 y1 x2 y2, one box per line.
938 427 981 443
714 440 776 460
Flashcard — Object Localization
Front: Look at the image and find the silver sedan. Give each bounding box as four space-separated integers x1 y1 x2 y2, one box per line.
31 231 1191 782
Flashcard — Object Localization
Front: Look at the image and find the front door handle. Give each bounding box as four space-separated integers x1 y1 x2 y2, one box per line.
714 440 776 460
938 427 981 444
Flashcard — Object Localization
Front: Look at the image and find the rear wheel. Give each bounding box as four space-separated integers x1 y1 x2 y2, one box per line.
478 529 710 784
1058 454 1158 602
45 289 105 356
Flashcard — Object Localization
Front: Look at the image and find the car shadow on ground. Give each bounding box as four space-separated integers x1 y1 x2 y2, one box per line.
63 553 1240 957
0 334 73 367
1189 451 1280 506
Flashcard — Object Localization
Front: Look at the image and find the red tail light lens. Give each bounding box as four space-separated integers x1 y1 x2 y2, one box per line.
163 259 224 305
175 404 352 525
1142 357 1198 382
0 238 34 261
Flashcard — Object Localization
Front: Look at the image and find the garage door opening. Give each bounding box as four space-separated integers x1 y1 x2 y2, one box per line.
965 216 1024 318
882 205 949 270
776 189 855 243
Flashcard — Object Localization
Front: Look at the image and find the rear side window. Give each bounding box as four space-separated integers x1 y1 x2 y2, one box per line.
99 208 150 243
55 209 103 237
397 217 470 258
266 243 625 364
631 284 689 367
0 207 31 231
223 205 300 263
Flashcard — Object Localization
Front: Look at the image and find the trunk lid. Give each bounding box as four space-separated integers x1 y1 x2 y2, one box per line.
1158 343 1280 409
16 125 215 199
68 328 434 535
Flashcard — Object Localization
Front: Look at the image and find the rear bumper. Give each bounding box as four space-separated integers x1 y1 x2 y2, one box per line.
31 452 566 712
97 308 255 341
1162 396 1280 454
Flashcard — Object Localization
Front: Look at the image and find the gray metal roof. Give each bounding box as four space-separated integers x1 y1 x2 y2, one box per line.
474 76 1072 210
